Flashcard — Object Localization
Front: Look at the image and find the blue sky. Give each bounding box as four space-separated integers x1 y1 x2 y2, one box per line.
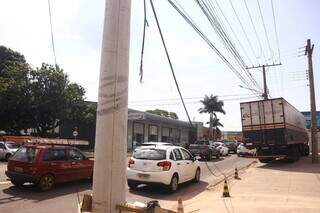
0 0 319 130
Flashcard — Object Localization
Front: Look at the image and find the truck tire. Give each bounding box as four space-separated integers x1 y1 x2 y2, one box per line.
286 146 299 163
302 144 310 156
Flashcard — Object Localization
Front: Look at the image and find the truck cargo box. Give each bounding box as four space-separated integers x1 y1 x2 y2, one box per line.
240 98 309 162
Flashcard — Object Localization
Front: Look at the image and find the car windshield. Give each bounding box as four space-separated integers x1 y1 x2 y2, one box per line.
193 141 209 145
11 147 39 162
133 149 166 160
6 143 20 149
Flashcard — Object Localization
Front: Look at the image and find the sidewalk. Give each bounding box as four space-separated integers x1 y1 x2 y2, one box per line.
162 156 320 213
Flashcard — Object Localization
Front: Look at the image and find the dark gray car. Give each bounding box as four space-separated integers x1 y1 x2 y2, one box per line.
188 140 220 161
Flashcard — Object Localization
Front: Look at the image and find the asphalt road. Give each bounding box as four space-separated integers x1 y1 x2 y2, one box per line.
0 155 254 213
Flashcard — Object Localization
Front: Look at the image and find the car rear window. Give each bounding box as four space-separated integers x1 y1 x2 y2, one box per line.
133 149 166 160
11 147 39 162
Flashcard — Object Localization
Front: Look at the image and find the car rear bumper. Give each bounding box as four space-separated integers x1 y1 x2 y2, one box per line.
5 170 39 184
127 168 173 185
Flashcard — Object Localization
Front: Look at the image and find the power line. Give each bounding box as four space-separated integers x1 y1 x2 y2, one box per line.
256 0 274 61
149 0 193 127
167 0 260 94
47 0 58 69
129 93 252 103
195 0 262 91
228 0 259 60
243 0 267 63
213 0 254 65
270 0 281 62
139 0 148 83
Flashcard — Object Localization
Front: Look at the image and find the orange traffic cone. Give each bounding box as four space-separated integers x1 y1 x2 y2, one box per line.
222 179 230 197
177 197 184 213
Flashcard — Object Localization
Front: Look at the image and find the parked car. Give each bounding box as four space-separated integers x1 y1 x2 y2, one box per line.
127 145 200 192
223 141 238 153
189 140 220 160
5 144 93 191
0 141 20 161
212 142 229 156
237 143 256 157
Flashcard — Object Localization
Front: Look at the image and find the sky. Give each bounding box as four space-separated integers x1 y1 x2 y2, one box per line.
0 0 319 131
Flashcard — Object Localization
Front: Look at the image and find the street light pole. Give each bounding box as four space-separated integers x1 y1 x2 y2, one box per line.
92 0 132 212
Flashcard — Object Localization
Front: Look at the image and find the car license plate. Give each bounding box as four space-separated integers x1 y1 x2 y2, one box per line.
138 173 150 178
14 167 23 173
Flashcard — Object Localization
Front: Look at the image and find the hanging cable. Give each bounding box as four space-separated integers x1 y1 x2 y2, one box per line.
257 0 274 61
167 0 262 95
243 0 267 63
149 0 193 127
47 0 58 70
139 0 149 83
228 0 259 60
270 0 281 62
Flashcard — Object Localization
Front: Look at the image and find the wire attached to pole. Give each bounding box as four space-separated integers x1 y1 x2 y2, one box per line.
149 0 193 127
47 0 58 70
139 0 149 83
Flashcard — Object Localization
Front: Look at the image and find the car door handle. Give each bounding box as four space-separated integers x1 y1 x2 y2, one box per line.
50 162 57 166
177 163 181 165
71 162 76 165
186 162 190 164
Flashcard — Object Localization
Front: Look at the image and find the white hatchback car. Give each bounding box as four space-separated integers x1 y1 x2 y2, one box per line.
127 145 200 192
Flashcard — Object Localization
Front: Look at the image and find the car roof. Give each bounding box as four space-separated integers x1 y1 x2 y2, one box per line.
135 145 182 151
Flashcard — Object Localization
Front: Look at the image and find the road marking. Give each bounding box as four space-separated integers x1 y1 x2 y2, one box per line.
0 181 11 185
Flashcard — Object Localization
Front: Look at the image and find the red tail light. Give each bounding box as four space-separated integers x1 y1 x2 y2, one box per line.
128 159 135 168
157 161 172 171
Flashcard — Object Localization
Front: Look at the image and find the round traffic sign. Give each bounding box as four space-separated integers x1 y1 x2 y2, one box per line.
73 131 78 137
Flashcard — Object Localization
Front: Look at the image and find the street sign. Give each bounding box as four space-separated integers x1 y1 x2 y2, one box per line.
73 130 78 137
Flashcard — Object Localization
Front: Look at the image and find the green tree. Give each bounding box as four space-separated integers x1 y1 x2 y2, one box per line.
0 46 32 134
146 109 179 119
199 94 226 138
207 117 223 140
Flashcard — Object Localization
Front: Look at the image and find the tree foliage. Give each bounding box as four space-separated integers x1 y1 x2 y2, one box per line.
199 94 226 138
0 46 95 136
146 109 179 119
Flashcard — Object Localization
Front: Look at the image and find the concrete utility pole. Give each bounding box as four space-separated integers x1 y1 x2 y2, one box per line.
305 39 319 163
246 63 282 100
92 0 131 212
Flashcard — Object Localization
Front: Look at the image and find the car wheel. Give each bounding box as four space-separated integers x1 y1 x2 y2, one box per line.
127 181 139 189
193 168 201 183
168 174 179 192
38 174 55 191
216 153 220 159
11 179 24 187
5 153 11 161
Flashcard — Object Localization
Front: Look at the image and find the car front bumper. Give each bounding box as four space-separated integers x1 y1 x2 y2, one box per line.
127 168 173 185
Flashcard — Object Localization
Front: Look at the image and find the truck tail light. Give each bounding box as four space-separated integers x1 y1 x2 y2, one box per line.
157 161 172 171
128 159 135 168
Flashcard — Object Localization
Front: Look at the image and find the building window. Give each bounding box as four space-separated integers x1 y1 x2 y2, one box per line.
148 125 158 142
161 127 170 142
133 122 144 147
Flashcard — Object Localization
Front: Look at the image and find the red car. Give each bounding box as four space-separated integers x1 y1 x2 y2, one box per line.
5 144 93 191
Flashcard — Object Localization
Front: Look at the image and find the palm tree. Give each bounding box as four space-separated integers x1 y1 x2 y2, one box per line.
199 94 226 139
207 117 224 140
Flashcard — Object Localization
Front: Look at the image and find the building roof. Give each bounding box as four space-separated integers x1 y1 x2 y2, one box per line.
128 108 193 129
